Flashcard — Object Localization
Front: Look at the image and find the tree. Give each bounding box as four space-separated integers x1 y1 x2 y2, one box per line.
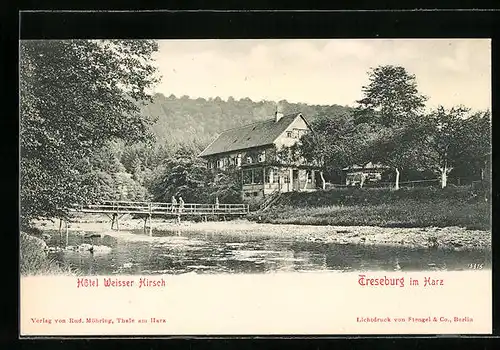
459 110 492 180
354 65 427 189
420 106 491 188
20 39 160 227
419 106 467 188
209 167 242 203
369 122 428 189
355 65 427 127
127 156 143 185
89 142 127 174
297 114 373 187
149 147 209 203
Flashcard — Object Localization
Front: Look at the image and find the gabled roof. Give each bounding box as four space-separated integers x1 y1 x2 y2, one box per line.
199 113 308 157
342 162 389 171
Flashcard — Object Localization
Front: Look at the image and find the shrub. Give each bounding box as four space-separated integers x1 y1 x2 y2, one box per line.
275 186 479 208
20 232 75 276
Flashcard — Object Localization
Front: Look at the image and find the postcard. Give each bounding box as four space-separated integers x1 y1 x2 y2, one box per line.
19 38 492 336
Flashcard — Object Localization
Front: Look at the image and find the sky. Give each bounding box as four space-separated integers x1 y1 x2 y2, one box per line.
151 39 491 112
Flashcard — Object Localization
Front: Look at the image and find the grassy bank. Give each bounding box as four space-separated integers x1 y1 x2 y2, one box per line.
20 231 75 276
249 187 490 230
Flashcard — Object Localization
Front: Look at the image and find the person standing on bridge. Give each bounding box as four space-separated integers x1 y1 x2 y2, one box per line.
178 196 184 213
171 196 177 213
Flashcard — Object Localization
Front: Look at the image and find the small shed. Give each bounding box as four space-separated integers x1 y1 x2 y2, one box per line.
342 162 389 186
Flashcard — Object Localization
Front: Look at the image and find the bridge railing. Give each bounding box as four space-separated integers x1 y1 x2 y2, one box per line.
73 201 249 215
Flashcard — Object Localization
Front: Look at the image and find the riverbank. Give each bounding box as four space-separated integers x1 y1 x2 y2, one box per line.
33 216 491 251
249 187 491 231
20 232 75 276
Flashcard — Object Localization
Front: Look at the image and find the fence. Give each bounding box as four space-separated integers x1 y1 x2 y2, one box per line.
328 177 484 190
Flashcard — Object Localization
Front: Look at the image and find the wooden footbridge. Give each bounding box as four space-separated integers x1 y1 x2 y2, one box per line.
66 200 250 234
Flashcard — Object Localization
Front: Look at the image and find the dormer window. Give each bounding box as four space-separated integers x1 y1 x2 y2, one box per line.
258 151 265 162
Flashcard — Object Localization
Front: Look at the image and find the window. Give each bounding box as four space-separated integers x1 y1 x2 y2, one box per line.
254 169 263 184
245 192 251 197
267 168 279 184
273 173 279 183
307 171 312 183
266 168 274 183
286 131 293 138
283 175 290 183
243 170 252 184
207 161 213 169
258 151 265 162
253 192 258 197
236 154 242 166
247 156 253 164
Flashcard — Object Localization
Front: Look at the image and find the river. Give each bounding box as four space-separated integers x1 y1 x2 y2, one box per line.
43 226 491 275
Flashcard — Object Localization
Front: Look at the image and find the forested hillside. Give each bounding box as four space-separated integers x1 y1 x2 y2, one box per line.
141 93 352 147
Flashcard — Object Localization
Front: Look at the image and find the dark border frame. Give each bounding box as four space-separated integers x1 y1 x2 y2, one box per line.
6 7 500 349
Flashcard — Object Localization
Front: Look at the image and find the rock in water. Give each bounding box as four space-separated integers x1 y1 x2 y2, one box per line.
91 245 112 254
84 233 102 239
78 243 93 251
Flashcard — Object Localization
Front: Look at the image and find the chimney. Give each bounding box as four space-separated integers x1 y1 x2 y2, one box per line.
275 102 284 122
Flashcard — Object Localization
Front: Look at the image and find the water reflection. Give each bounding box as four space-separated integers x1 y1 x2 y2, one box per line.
45 229 491 276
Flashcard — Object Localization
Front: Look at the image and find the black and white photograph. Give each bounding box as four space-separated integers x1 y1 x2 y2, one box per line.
20 38 492 335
